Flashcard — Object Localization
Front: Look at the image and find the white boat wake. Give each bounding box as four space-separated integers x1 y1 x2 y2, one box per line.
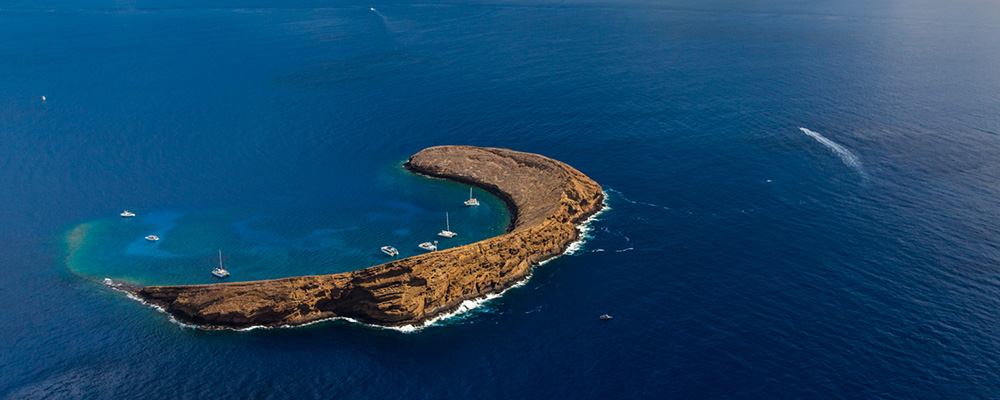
799 127 868 180
369 6 388 22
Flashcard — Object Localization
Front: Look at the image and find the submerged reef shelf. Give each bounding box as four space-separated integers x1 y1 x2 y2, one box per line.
134 146 604 329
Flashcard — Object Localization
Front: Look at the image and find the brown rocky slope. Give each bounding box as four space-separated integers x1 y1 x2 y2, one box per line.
136 146 604 329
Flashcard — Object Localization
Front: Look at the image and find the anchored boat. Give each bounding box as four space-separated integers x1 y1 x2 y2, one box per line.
381 246 399 256
464 187 479 207
438 212 457 238
212 250 230 278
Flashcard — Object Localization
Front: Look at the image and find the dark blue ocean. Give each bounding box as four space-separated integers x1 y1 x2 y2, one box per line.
3 0 1000 398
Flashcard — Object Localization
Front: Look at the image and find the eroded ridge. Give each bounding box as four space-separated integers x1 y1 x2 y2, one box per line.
136 146 604 329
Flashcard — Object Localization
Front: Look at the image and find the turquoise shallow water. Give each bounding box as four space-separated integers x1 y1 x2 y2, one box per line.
65 165 509 285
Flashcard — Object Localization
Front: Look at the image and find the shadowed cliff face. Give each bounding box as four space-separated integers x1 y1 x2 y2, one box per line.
137 146 604 329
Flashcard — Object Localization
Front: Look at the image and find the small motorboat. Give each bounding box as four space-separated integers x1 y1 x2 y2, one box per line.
464 187 479 207
120 210 135 218
599 314 613 320
418 241 438 252
381 246 399 256
145 235 159 241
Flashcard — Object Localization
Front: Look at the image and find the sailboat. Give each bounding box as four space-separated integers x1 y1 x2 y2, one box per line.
212 249 230 278
438 212 457 238
464 187 479 206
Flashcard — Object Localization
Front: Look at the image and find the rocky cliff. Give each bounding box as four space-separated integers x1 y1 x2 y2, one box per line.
136 146 604 329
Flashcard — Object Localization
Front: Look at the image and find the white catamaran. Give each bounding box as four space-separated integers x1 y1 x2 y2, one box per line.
464 187 479 207
438 212 457 238
212 250 230 278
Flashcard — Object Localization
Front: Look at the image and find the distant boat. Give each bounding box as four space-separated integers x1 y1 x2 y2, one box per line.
599 314 613 320
120 210 135 218
438 212 457 238
370 7 375 11
145 235 159 241
464 187 479 207
41 95 46 101
212 250 230 278
381 246 399 256
418 241 438 252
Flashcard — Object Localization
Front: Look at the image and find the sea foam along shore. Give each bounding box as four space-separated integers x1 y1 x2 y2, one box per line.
563 193 608 256
107 192 609 333
104 278 201 330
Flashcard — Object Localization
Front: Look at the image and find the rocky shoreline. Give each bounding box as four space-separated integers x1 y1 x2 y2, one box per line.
134 146 604 329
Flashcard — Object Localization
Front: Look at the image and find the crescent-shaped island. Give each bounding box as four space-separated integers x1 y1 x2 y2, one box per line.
132 146 604 329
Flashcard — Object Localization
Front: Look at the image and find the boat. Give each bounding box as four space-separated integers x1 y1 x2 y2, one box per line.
145 235 159 241
212 250 230 278
381 246 399 256
464 187 479 207
418 241 438 251
599 314 613 320
438 212 457 238
120 210 135 218
370 7 375 11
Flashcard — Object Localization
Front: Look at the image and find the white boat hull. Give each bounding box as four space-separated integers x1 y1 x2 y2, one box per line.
214 250 230 278
465 187 479 206
418 242 437 251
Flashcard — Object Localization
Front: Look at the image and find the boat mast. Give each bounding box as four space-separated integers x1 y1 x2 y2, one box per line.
446 212 450 231
219 249 223 268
